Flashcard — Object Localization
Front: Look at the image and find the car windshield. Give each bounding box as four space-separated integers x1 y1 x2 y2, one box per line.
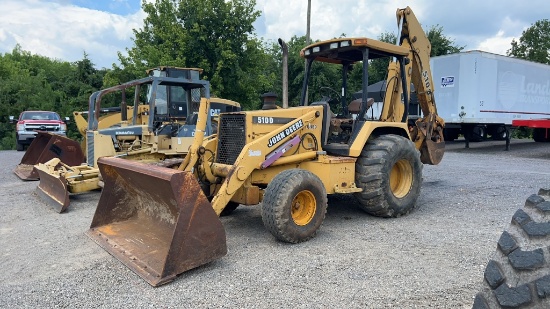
21 111 60 120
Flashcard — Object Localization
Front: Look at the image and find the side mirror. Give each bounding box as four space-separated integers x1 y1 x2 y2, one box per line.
9 115 15 123
64 116 70 124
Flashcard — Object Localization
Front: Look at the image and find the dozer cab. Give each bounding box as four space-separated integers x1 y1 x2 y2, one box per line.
87 6 445 286
34 67 240 212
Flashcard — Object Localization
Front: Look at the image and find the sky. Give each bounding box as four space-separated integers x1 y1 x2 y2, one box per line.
1 0 549 69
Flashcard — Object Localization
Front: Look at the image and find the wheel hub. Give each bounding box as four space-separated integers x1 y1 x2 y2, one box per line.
291 190 316 226
390 159 413 198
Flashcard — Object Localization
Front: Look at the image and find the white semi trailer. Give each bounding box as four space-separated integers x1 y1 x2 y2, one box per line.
430 50 550 147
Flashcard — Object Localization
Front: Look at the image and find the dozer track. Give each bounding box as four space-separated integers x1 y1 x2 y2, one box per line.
86 157 227 286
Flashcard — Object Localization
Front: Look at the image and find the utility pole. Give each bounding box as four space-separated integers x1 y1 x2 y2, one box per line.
306 0 311 46
304 0 311 104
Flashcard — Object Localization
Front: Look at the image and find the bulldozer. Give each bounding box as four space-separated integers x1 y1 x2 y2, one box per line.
34 67 240 212
86 6 445 286
13 75 152 182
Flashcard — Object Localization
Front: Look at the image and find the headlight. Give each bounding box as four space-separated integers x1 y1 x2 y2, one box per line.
312 46 320 53
16 124 25 131
60 124 67 131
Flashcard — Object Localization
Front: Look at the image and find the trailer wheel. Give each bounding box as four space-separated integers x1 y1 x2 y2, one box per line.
492 125 509 141
474 189 550 309
471 125 487 142
261 169 327 243
354 134 422 217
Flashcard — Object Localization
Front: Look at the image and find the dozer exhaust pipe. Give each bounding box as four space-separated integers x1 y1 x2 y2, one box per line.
86 157 227 286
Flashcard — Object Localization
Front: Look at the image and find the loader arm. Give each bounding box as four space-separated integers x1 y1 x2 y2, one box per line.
178 97 211 172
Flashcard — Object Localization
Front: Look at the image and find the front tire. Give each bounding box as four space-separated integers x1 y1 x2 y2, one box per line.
261 169 327 243
16 142 24 151
354 134 422 217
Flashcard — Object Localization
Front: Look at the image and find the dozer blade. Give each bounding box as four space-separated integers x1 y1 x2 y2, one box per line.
34 164 70 213
420 139 445 165
86 157 227 287
14 132 85 180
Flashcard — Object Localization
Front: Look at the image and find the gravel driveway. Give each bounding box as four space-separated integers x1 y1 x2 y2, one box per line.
1 139 550 308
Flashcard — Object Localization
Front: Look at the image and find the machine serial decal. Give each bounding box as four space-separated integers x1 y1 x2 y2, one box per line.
267 119 304 147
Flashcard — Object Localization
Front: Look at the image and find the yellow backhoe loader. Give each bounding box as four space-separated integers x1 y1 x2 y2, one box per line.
34 67 240 213
87 6 445 286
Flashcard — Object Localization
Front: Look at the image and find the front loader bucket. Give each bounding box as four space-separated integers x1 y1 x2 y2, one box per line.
14 132 85 180
34 164 70 213
86 157 227 286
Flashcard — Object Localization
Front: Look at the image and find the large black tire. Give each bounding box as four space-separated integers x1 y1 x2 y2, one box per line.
474 189 550 309
354 134 422 218
492 125 509 141
470 125 487 142
261 169 327 243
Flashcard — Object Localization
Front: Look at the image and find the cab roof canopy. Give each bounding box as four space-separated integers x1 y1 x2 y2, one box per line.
300 37 410 64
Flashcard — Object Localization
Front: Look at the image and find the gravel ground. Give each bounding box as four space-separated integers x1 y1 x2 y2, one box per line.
1 138 550 308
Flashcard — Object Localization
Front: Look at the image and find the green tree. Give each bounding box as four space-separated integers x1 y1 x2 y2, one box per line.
118 0 273 109
365 26 464 85
0 46 107 148
508 19 550 64
426 25 464 57
264 35 343 108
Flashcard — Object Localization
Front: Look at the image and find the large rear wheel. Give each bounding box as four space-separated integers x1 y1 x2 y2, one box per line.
261 169 327 243
354 134 422 217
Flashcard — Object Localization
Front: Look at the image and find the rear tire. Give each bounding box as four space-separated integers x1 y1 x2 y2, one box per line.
474 189 550 308
261 169 327 243
354 134 422 217
492 125 509 141
470 125 487 142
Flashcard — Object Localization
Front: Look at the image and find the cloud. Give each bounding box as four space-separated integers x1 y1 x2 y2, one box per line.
0 0 144 68
2 0 549 69
254 0 550 55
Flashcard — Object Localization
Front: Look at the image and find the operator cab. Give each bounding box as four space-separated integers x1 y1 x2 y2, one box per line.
146 67 205 126
300 38 410 155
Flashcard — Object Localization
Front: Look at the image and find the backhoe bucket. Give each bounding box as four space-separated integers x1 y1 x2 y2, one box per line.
14 132 85 180
86 157 227 286
420 140 445 165
34 164 70 213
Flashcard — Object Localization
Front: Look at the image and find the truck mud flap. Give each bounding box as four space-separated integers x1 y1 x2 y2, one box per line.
14 132 85 180
86 157 227 286
34 163 70 213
